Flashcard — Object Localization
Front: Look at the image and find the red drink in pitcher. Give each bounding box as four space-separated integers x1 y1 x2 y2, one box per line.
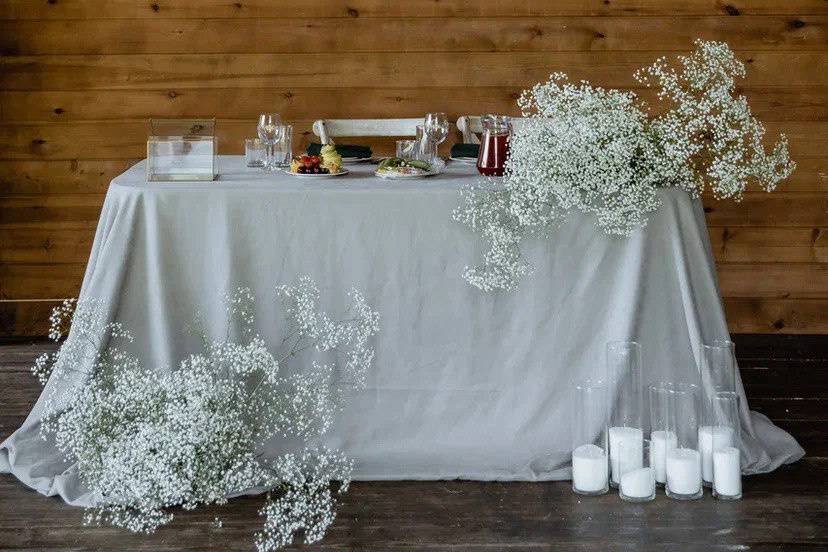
477 115 512 177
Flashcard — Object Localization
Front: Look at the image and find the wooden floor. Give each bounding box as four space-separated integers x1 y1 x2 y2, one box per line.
1 337 826 551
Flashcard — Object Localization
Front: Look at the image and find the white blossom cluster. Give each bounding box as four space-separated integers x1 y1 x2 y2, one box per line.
635 39 795 199
455 40 795 292
32 278 380 550
255 448 352 551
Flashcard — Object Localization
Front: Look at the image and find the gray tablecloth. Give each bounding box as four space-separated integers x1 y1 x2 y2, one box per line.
1 156 803 505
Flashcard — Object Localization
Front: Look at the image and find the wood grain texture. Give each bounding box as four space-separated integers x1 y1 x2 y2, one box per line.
2 16 826 55
2 87 826 123
3 52 827 91
0 463 825 550
3 0 827 19
0 3 826 335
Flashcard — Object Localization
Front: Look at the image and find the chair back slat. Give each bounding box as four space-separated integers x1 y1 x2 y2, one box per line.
312 118 423 144
456 116 527 144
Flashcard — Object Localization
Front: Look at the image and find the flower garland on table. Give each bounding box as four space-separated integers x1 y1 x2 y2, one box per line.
454 39 796 292
32 277 380 551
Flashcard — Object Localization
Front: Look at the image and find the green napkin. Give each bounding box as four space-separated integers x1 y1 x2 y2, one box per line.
450 143 480 159
306 143 372 158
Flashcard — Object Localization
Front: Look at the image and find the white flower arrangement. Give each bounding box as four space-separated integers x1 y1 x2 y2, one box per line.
455 40 796 292
32 277 380 550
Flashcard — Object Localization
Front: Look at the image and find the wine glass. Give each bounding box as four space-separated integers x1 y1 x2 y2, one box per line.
257 113 282 171
424 112 449 159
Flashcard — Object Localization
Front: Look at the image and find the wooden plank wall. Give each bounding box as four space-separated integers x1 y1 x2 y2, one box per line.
0 0 826 336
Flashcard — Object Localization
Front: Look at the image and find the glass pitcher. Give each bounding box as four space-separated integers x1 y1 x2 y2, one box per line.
477 114 512 176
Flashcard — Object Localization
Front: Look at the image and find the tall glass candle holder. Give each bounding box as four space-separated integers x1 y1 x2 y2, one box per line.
571 383 609 496
649 383 677 486
665 383 703 500
701 339 736 396
618 438 655 502
711 391 742 500
607 341 643 488
700 339 737 486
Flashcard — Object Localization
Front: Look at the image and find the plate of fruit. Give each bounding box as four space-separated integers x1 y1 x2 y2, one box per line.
374 157 440 179
287 145 347 177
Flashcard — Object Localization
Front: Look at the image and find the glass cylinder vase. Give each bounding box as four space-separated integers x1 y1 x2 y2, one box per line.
711 391 742 500
701 339 736 396
571 383 609 496
649 382 677 486
699 339 737 487
665 383 703 500
607 341 643 488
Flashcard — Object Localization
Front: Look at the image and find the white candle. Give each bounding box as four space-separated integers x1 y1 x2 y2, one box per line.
649 430 677 484
698 425 734 483
609 426 643 484
572 444 608 494
666 447 702 497
713 446 742 498
620 467 655 500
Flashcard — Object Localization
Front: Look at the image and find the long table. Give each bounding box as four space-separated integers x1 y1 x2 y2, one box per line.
1 156 803 505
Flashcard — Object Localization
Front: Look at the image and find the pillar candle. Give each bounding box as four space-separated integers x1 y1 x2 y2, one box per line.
620 467 655 500
649 430 677 484
572 444 608 494
713 446 742 498
609 426 643 485
698 425 734 483
666 447 702 497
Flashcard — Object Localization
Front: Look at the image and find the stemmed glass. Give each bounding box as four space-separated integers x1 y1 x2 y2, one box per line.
424 112 449 161
257 113 282 171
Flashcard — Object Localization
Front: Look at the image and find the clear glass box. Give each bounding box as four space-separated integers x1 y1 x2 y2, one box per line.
147 119 217 181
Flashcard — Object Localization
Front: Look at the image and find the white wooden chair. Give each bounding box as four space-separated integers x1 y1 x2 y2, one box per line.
311 118 424 144
456 116 526 143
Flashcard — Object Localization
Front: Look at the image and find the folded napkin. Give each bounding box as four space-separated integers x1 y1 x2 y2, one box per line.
450 143 480 159
306 143 372 158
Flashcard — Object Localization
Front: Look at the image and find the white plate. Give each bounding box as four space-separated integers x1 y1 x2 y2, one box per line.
450 156 477 164
341 156 373 164
284 168 349 178
374 169 441 179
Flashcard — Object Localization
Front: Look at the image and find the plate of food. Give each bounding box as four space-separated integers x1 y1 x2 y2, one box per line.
286 145 348 177
374 158 441 179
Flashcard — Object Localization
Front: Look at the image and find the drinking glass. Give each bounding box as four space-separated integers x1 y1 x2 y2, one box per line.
275 124 293 167
396 139 417 160
245 138 266 168
257 113 282 171
424 112 449 155
415 125 436 164
571 383 609 496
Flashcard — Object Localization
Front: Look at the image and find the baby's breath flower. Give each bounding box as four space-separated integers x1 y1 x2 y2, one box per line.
455 40 794 292
33 278 379 550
